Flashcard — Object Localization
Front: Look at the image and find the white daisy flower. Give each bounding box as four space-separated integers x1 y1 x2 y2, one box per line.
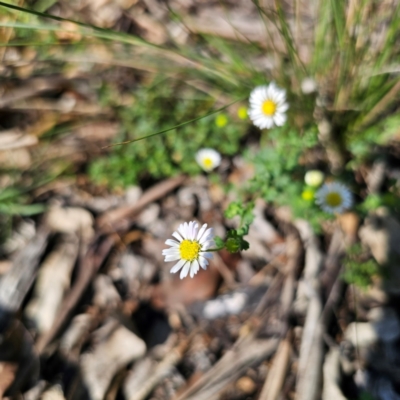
162 221 214 279
195 148 221 172
305 170 324 187
315 182 353 214
248 82 289 129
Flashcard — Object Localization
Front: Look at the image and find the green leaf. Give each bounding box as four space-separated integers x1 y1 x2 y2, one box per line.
225 237 240 253
214 236 225 249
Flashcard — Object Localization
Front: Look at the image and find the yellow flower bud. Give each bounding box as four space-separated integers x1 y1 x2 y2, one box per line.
237 106 248 120
302 189 315 201
215 114 228 127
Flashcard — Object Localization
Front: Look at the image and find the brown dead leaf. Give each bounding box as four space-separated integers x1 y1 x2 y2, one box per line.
0 362 18 398
24 234 80 334
0 321 40 397
45 206 94 241
338 212 360 241
151 266 220 309
28 113 59 137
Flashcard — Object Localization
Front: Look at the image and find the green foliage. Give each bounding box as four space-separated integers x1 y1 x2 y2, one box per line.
0 187 45 217
358 192 399 215
225 230 250 253
358 392 377 400
89 79 246 188
2 0 400 246
214 201 254 253
224 201 254 231
0 186 44 246
244 126 332 231
343 244 380 289
348 114 400 165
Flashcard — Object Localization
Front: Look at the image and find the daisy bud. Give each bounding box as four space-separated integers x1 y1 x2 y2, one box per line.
304 170 324 187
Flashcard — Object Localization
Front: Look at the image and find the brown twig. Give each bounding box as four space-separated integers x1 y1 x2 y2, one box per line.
97 175 186 233
258 331 292 400
174 333 279 400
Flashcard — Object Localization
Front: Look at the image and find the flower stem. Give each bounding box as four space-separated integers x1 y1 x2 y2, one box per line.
207 247 224 252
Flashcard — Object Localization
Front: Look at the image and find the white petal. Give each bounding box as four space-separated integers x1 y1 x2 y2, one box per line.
167 247 180 253
165 239 179 247
180 261 191 279
162 248 180 256
165 254 181 262
266 118 275 128
190 259 200 278
272 89 286 103
190 221 199 240
170 259 186 273
178 222 189 239
273 113 286 126
186 221 193 240
172 231 183 242
199 256 209 270
187 221 193 239
201 240 215 250
201 251 213 259
196 223 208 241
199 228 214 243
194 261 200 274
277 102 289 112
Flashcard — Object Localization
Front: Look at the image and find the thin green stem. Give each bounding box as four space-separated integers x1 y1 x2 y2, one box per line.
207 247 224 252
102 97 245 148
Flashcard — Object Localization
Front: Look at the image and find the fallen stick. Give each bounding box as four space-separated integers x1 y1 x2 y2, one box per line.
257 233 301 400
258 332 292 400
294 220 324 400
174 333 279 400
0 226 49 332
35 235 115 354
126 337 190 400
97 175 186 233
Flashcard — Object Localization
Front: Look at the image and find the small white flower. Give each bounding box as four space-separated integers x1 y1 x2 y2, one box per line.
315 182 353 214
162 221 214 279
301 77 317 94
195 148 221 172
248 82 289 129
305 170 324 187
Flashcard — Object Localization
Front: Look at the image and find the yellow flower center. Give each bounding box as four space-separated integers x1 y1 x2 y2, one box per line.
262 99 277 116
179 240 201 261
202 157 213 169
325 192 342 207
